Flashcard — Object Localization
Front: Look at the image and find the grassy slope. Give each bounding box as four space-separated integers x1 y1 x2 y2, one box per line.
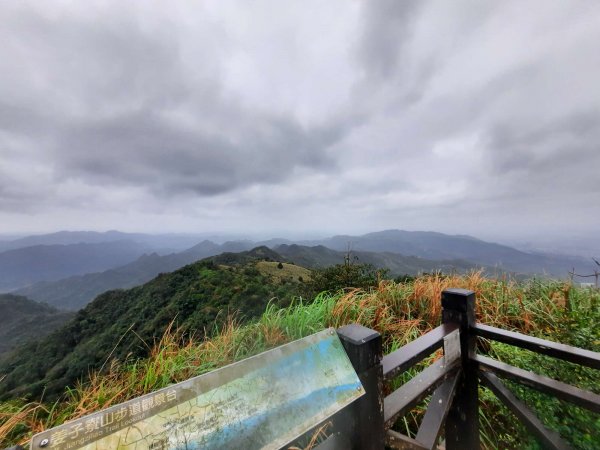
1 273 598 449
255 261 312 283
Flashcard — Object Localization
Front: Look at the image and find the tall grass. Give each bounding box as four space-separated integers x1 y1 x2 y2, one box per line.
1 273 598 449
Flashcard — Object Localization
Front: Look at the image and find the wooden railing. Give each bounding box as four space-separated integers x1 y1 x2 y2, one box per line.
316 288 599 450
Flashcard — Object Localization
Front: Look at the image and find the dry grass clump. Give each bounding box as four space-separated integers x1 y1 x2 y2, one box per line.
327 271 572 342
318 272 571 348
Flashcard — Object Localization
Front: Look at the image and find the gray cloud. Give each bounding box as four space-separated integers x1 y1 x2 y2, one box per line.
489 111 599 172
0 0 599 242
57 110 341 196
483 110 600 203
357 0 424 81
1 2 345 202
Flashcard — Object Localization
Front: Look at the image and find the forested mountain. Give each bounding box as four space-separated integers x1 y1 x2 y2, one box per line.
0 234 592 416
275 244 479 275
0 294 74 359
0 248 306 401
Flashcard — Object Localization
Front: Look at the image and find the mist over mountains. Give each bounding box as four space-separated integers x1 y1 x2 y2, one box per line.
0 230 217 254
299 230 595 277
0 240 152 291
14 240 249 310
0 229 596 313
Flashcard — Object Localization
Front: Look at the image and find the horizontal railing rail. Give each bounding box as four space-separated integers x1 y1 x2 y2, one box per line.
479 371 571 450
384 357 461 428
475 354 600 413
382 323 459 380
380 289 474 449
472 322 600 369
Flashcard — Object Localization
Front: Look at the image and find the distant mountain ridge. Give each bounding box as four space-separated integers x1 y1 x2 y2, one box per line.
0 230 219 254
297 229 595 277
0 231 594 401
15 241 479 311
0 241 152 291
5 229 593 309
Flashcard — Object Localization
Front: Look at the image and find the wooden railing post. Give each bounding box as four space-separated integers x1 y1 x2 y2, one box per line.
442 288 480 450
337 324 384 450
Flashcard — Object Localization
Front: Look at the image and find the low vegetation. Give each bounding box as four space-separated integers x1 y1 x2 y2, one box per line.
1 272 598 449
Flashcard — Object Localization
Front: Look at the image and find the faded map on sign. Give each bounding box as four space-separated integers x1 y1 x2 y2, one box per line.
31 328 363 450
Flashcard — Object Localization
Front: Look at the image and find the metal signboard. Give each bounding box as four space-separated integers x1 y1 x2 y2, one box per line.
30 328 363 450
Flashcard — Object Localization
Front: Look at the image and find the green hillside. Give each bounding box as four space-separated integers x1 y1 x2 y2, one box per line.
0 248 306 401
0 294 74 359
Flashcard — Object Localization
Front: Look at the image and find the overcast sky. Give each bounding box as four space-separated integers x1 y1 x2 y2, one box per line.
1 1 599 242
